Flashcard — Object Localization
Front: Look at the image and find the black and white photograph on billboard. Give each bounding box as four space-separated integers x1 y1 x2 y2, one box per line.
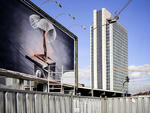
0 0 75 81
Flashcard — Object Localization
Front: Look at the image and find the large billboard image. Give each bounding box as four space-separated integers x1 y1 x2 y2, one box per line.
0 0 77 80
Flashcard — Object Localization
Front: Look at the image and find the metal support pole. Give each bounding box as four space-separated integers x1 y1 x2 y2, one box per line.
61 65 64 94
122 81 127 97
90 26 94 97
74 39 78 96
19 79 24 90
47 65 50 93
29 81 32 91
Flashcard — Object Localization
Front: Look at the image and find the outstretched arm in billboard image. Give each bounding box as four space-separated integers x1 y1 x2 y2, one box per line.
43 31 47 59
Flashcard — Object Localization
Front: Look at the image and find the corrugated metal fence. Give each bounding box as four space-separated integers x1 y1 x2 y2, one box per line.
0 88 150 113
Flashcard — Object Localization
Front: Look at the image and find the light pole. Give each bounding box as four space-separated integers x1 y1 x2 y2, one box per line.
40 0 62 8
68 24 86 30
123 76 129 97
55 13 75 20
90 26 94 97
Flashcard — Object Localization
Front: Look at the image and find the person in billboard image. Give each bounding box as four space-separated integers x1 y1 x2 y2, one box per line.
26 14 57 79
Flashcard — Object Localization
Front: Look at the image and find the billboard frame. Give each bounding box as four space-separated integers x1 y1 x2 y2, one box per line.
18 0 78 91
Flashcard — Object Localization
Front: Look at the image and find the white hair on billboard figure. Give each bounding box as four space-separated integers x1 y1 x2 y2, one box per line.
29 14 56 42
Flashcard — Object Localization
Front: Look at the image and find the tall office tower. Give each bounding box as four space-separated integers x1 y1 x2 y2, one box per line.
90 8 128 92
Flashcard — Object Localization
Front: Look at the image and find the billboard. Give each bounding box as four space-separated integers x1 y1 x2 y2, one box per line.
0 0 77 80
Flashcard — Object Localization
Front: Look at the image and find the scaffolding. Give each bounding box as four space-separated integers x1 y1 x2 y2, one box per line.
0 67 75 95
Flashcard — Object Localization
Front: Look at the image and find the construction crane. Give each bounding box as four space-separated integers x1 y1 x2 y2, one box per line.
106 0 132 24
113 67 150 84
113 68 150 73
113 67 150 93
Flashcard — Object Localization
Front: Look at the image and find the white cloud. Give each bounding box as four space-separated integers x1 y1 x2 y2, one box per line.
62 66 90 87
62 72 75 85
62 64 150 94
128 83 150 94
78 66 90 87
128 64 150 94
128 64 150 79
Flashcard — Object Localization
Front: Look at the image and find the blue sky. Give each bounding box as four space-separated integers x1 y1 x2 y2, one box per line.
31 0 150 68
31 0 150 93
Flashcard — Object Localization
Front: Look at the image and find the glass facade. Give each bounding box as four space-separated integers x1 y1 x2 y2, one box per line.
106 24 110 90
97 11 103 89
113 23 128 91
91 9 128 91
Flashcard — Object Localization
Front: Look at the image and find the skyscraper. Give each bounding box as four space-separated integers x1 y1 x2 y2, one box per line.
90 8 128 92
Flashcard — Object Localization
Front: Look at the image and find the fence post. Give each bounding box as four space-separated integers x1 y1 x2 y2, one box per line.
142 97 145 113
70 93 73 113
16 93 18 113
112 98 114 113
104 96 107 113
149 97 150 113
3 92 6 113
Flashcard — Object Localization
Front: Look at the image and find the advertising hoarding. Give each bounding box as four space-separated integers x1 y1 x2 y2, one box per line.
0 0 78 80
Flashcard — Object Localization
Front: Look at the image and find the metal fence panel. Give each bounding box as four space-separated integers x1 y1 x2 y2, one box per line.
17 93 26 113
125 98 130 113
0 89 150 113
35 94 42 113
0 92 4 113
107 98 113 113
42 94 49 113
113 98 119 113
60 96 65 113
26 94 35 113
144 97 149 113
64 96 71 113
93 99 96 113
94 99 98 113
55 96 61 113
72 98 76 113
119 98 125 113
137 97 143 113
80 98 84 113
49 96 55 113
98 99 101 113
83 98 87 113
131 98 137 113
90 99 94 113
101 98 106 113
73 97 79 113
87 99 91 113
5 92 16 113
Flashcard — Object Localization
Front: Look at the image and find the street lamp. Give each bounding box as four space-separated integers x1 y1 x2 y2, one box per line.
122 76 130 96
55 13 75 20
68 24 86 30
40 0 62 8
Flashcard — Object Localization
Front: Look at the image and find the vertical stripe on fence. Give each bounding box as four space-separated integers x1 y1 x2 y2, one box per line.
0 90 150 113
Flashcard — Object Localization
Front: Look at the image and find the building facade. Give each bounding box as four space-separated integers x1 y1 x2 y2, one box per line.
90 8 128 92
